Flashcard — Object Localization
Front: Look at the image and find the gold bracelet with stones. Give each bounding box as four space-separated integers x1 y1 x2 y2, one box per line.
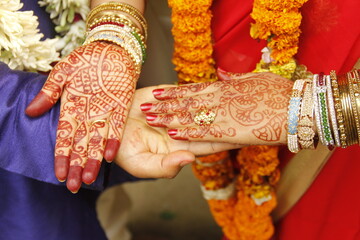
330 70 347 147
347 70 360 144
298 79 316 149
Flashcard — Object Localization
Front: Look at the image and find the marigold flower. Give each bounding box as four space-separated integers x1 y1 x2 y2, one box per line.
170 0 309 239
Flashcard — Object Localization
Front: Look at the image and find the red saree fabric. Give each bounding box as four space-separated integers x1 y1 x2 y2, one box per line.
211 0 360 239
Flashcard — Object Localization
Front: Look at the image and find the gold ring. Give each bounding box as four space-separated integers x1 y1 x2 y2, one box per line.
194 109 216 126
91 119 107 126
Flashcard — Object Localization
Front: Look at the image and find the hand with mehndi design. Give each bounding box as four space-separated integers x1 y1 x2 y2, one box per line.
25 41 139 193
140 72 293 145
115 86 242 179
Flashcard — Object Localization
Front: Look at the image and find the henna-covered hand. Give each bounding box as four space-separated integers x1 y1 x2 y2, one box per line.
140 72 293 145
26 41 139 193
115 86 242 179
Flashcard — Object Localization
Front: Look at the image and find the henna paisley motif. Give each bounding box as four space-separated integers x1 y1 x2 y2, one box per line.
148 72 292 144
35 41 138 191
252 112 287 141
229 95 264 126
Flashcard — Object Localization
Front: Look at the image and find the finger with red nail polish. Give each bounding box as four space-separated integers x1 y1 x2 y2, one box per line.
66 165 83 194
104 139 120 162
54 155 70 182
152 88 165 99
217 67 232 81
140 103 153 112
151 82 213 100
146 114 158 122
54 118 77 183
146 112 195 128
217 67 246 81
167 127 218 141
83 119 108 185
168 129 188 140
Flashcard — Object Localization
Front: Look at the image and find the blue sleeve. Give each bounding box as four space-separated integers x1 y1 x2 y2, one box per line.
0 62 108 191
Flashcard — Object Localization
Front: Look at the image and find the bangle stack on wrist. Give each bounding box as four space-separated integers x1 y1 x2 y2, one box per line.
287 69 360 152
84 2 148 74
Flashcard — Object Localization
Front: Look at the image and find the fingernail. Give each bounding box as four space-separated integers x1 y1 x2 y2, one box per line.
54 155 70 182
146 114 157 121
104 139 120 162
25 91 53 117
168 129 178 136
66 166 82 194
172 136 188 140
140 103 153 112
152 89 164 97
82 159 101 185
217 67 231 81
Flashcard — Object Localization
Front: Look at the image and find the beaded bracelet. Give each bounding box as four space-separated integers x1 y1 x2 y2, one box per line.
86 24 146 63
318 73 334 147
84 32 142 73
86 29 143 65
313 74 324 145
330 70 347 147
287 79 305 153
326 74 341 147
351 70 360 124
88 13 145 42
297 80 316 149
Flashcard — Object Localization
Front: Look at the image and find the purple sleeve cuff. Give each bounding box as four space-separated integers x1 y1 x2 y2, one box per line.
0 62 108 191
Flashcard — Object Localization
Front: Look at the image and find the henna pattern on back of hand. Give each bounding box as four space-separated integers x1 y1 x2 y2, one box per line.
147 73 292 144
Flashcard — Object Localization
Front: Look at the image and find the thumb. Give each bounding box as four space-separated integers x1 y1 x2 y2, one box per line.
25 81 63 117
161 150 196 178
127 150 195 179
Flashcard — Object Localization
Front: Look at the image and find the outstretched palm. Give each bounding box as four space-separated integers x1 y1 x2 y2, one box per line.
26 41 139 193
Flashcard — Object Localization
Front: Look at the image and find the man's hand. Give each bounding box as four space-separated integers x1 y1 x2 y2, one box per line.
116 86 241 179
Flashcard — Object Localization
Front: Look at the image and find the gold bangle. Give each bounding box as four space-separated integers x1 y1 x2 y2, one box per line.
352 70 360 117
338 74 357 146
87 2 147 39
330 70 347 147
87 2 146 28
326 75 341 147
87 14 145 42
347 70 360 145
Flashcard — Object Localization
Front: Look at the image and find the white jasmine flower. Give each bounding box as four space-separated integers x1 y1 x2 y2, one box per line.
39 0 89 33
0 0 60 71
55 20 86 56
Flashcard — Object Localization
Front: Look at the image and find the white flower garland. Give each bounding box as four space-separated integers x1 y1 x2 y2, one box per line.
0 0 89 72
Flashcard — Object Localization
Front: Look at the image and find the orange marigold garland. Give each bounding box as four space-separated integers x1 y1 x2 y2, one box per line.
251 0 310 79
168 0 217 84
169 0 308 239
